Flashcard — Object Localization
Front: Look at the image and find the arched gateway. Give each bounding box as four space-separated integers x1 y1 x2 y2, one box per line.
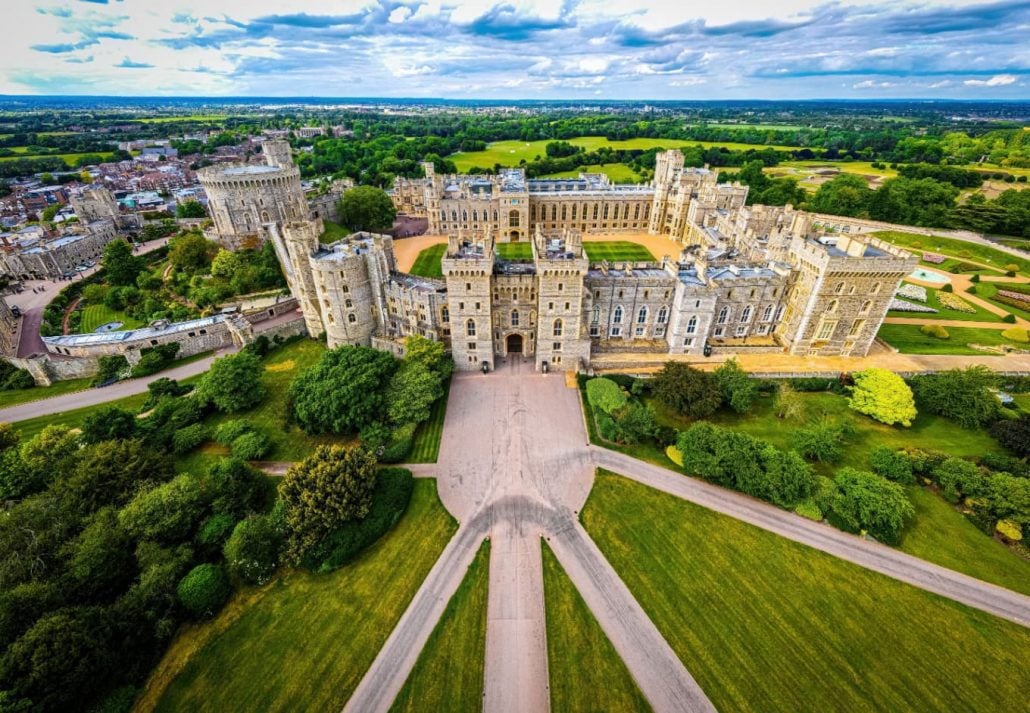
506 333 523 355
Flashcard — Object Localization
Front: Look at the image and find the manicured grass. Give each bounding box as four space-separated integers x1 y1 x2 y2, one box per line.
540 163 643 183
496 241 533 260
407 243 446 278
877 323 1024 354
12 390 153 441
319 220 351 245
920 256 1002 276
409 378 450 463
0 377 93 410
582 470 1030 712
541 542 650 713
391 539 489 713
888 284 1003 322
77 302 145 333
583 241 656 262
873 230 1030 277
777 160 899 178
901 486 1030 597
143 478 457 713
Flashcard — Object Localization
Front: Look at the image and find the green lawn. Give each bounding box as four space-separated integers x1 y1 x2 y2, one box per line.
582 470 1030 712
583 241 656 262
144 479 457 713
541 542 650 713
967 281 1030 321
901 486 1030 597
407 243 446 278
777 160 899 178
391 540 489 712
872 231 1030 277
319 220 351 245
888 284 1002 322
920 256 1002 276
78 303 145 333
0 151 116 166
496 242 533 260
0 377 93 410
409 378 450 463
540 163 643 183
12 390 153 441
877 323 1024 354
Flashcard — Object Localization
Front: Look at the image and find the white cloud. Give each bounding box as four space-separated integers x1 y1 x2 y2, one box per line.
669 77 707 86
963 74 1017 86
853 80 896 88
388 7 413 24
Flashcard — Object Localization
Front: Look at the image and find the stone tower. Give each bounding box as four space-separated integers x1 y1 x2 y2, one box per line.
533 227 590 371
70 187 120 224
262 139 293 168
442 230 495 370
649 149 685 234
269 220 325 338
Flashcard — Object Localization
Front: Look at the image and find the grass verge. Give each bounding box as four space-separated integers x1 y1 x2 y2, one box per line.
0 376 93 410
409 378 450 463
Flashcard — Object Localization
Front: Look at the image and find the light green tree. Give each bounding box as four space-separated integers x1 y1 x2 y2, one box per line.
848 368 917 427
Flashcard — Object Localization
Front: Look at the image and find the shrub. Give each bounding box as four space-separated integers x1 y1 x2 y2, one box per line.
911 366 1000 428
130 343 180 378
919 324 949 339
773 382 806 421
177 563 231 618
1005 263 1020 273
989 416 1030 458
794 500 823 521
848 368 917 427
224 513 283 585
585 378 628 414
792 419 853 463
714 358 757 414
1002 327 1029 343
665 444 684 467
195 513 237 556
831 467 914 545
214 419 256 445
380 422 417 463
996 519 1023 542
1002 314 1017 324
869 446 915 484
1 369 34 391
92 355 129 385
932 457 986 503
231 431 271 460
941 283 953 293
172 423 209 454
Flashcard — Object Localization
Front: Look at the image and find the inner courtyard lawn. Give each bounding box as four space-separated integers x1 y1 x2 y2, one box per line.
876 323 1023 354
390 540 490 713
582 471 1030 713
407 243 446 278
541 542 650 713
496 241 533 260
887 283 1003 322
319 219 351 245
142 479 458 713
78 303 144 333
967 281 1030 321
582 241 656 262
540 163 643 183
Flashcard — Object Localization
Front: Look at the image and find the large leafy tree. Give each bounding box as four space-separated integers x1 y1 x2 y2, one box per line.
101 238 145 286
79 406 139 444
807 173 874 217
199 352 267 413
167 232 217 273
831 468 914 544
337 185 397 232
867 176 959 227
279 445 378 563
387 362 443 425
651 362 722 419
714 358 757 414
910 366 999 429
290 345 398 434
848 368 917 427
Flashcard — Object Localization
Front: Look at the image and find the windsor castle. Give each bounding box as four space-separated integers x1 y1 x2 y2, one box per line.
210 143 918 372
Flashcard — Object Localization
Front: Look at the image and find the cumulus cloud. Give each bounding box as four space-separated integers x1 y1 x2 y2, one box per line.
963 73 1017 86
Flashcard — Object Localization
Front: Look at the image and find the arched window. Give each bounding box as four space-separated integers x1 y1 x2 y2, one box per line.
462 210 468 222
775 304 786 321
603 204 609 220
493 210 498 222
613 306 623 324
466 319 476 337
591 306 600 323
261 211 270 222
348 313 356 323
561 205 567 221
657 306 668 324
553 318 563 337
717 307 728 324
473 210 478 222
686 316 697 334
871 282 882 294
740 305 752 323
762 304 773 322
572 204 578 220
509 209 520 227
511 310 519 327
861 300 872 314
637 306 648 323
442 306 449 322
834 282 845 294
345 299 353 308
828 299 839 313
451 210 457 222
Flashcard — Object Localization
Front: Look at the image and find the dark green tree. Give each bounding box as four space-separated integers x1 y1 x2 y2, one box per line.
101 238 145 287
714 358 757 414
337 186 397 232
290 345 397 434
651 362 722 419
807 174 873 217
831 467 914 544
910 366 999 428
79 406 139 444
176 563 230 618
199 352 267 413
174 200 207 219
224 513 283 585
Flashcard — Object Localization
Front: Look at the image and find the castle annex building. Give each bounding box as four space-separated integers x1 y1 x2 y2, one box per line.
256 149 917 371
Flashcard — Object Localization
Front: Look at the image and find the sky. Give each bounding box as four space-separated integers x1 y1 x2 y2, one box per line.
3 0 1029 99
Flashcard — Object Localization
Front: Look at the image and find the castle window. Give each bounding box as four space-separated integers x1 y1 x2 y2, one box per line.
610 326 622 337
342 285 349 293
592 306 600 324
348 314 357 323
551 205 557 221
618 290 624 299
686 316 697 334
466 282 471 291
871 282 882 294
635 326 646 336
452 210 457 221
775 304 785 321
466 319 476 336
762 305 773 322
816 320 836 340
637 306 648 324
657 306 668 324
553 318 563 337
684 337 694 347
511 310 520 326
834 282 845 294
473 210 478 222
553 342 562 351
345 299 353 308
509 209 520 227
561 205 566 221
512 290 518 302
634 204 640 220
572 204 577 220
717 307 729 325
694 300 701 308
590 325 599 337
494 210 498 222
557 283 563 291
564 302 570 310
594 290 600 299
848 319 865 337
603 204 609 220
531 205 536 221
468 343 477 351
593 204 599 219
860 300 872 314
613 306 623 324
828 299 839 313
740 306 752 323
644 290 650 299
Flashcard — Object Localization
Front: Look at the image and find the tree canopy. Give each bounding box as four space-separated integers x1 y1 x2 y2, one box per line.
651 363 722 419
848 368 917 427
338 186 397 232
199 352 267 413
290 345 398 434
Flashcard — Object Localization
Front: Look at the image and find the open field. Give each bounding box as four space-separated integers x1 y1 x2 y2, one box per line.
582 241 656 262
540 163 643 183
0 376 93 410
582 470 1030 712
409 378 450 463
449 136 802 172
888 284 1003 322
408 243 446 278
877 323 1025 354
391 540 489 712
901 486 1030 597
541 542 650 713
136 115 229 123
0 151 116 165
695 122 806 131
872 231 1030 277
143 479 457 713
78 303 145 333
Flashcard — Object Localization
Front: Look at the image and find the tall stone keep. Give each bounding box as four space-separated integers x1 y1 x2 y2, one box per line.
442 231 495 370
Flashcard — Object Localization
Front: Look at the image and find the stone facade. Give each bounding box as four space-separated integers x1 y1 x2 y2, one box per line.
0 219 118 280
0 295 16 356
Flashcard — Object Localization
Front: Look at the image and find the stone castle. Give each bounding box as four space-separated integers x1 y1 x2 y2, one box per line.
233 147 918 371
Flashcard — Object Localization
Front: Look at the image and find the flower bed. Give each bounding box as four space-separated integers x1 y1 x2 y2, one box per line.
896 284 928 302
936 291 977 314
922 252 946 264
998 289 1030 308
889 298 938 314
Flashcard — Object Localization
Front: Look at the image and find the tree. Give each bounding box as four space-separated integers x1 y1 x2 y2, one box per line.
210 248 244 279
848 368 917 427
337 185 396 232
5 426 80 500
289 345 397 434
910 366 999 428
868 447 915 484
867 177 958 228
404 334 453 381
117 474 209 543
831 467 914 544
199 352 267 413
177 564 230 618
586 378 628 415
224 514 283 585
57 439 174 515
792 419 853 463
990 416 1030 458
175 200 207 219
758 444 816 508
79 406 138 444
714 358 757 414
773 382 805 420
101 238 144 286
168 232 216 273
387 362 442 425
63 508 136 601
279 445 378 563
651 362 722 419
932 457 986 503
807 174 873 217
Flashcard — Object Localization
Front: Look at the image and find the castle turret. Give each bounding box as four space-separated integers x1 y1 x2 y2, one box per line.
442 230 495 370
262 139 294 168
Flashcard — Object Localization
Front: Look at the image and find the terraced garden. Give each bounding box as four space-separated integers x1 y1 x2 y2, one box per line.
877 323 1026 354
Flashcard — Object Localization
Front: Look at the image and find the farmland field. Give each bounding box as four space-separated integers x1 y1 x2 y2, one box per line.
0 151 116 165
540 163 643 183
